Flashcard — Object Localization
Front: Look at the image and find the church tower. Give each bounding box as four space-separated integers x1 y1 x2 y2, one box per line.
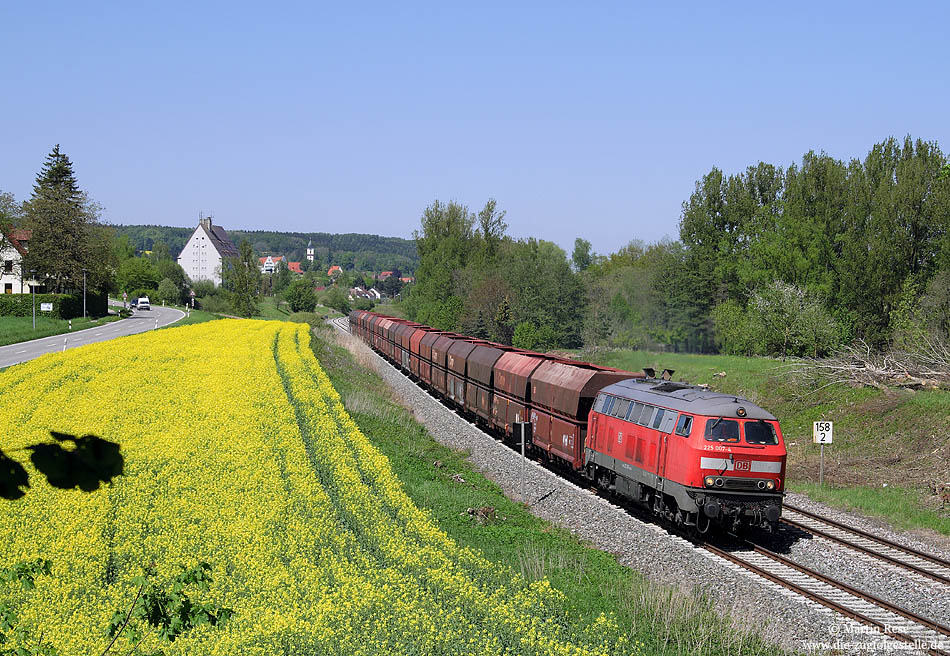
306 238 314 262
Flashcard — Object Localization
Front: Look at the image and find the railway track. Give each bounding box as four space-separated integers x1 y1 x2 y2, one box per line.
781 503 950 586
702 539 950 655
331 317 950 654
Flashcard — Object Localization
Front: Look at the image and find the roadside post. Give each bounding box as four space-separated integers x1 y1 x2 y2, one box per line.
515 419 532 503
813 421 833 486
30 269 36 330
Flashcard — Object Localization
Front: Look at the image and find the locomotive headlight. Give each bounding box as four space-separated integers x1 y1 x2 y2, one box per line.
766 480 775 490
736 406 747 417
704 476 715 488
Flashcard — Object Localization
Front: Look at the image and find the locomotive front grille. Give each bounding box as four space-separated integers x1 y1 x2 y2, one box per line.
723 478 759 490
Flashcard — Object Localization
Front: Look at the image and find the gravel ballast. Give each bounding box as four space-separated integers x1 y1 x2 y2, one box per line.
331 320 944 655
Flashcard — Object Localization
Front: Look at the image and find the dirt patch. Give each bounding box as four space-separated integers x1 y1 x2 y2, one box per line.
850 389 909 416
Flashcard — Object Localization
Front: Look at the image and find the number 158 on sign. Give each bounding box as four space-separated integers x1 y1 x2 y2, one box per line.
813 421 833 444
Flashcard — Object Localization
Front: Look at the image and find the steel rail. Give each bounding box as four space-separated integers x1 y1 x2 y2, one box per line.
781 512 950 586
784 502 950 568
702 541 950 656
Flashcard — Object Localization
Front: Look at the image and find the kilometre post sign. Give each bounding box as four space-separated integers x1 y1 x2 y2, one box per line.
813 421 833 444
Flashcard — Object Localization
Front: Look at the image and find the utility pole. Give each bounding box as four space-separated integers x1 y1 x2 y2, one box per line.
82 267 87 318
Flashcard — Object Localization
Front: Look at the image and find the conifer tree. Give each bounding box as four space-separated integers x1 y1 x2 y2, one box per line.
23 145 102 293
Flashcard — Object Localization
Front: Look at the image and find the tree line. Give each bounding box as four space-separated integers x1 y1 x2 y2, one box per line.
406 136 950 358
111 225 418 274
404 199 585 350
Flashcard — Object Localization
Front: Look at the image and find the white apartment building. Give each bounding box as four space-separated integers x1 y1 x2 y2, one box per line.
177 217 239 286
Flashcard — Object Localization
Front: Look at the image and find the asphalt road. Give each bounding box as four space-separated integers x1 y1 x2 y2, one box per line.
0 304 185 369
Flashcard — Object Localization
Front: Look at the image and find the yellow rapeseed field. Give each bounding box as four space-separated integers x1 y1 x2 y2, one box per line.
0 320 630 655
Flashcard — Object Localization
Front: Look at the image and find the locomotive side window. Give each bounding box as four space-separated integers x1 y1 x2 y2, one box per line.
615 399 631 418
704 418 740 442
674 414 692 437
594 394 607 413
625 402 643 422
636 405 654 426
745 420 778 445
651 408 665 429
603 396 616 415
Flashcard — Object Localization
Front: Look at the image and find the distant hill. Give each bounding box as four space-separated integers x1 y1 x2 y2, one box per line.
111 224 418 273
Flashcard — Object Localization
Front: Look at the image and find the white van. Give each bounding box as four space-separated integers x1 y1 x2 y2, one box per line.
138 296 151 310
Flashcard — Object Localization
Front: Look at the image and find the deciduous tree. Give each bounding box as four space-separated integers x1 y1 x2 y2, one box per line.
224 239 261 317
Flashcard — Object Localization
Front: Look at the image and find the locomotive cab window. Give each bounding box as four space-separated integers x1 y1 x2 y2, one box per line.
704 418 740 442
674 414 692 437
745 420 778 445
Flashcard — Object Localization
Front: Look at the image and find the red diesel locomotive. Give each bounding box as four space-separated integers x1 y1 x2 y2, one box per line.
348 310 787 532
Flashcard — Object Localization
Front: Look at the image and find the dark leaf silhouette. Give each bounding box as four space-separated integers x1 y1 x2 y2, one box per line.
26 432 123 492
0 448 30 500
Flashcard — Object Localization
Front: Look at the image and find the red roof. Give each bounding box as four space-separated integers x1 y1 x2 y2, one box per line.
400 277 414 283
1 227 30 256
328 265 342 275
288 261 303 274
258 255 284 264
379 270 393 279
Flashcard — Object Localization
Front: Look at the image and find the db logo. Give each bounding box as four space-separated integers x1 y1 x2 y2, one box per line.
735 460 752 472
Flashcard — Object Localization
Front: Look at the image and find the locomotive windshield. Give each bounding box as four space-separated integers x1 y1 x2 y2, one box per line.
745 420 778 445
704 418 740 442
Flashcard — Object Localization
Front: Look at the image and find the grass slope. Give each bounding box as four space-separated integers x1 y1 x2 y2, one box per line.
310 325 786 656
577 348 950 536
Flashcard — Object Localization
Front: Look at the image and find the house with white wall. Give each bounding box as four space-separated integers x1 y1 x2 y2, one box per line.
177 217 239 286
259 255 284 274
1 228 39 294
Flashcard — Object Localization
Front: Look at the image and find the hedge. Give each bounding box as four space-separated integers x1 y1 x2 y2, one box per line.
0 292 108 319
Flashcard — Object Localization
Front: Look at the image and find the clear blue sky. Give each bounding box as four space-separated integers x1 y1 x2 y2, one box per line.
1 1 947 256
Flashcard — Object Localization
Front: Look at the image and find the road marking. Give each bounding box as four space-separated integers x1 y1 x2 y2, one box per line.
15 350 27 353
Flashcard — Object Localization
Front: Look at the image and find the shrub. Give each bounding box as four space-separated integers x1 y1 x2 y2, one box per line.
197 295 234 314
157 278 180 306
0 292 106 319
284 279 317 312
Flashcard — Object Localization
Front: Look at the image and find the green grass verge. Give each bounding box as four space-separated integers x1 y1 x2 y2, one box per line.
309 325 786 656
153 306 223 329
0 314 122 347
789 482 950 536
577 347 950 536
255 296 293 319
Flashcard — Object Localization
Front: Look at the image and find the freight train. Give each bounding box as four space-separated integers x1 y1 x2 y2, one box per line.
348 311 787 532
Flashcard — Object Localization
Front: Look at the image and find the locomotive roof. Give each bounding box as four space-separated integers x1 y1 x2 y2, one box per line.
599 378 777 420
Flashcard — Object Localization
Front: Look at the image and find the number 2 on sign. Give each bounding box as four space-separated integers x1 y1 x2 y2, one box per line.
813 421 833 444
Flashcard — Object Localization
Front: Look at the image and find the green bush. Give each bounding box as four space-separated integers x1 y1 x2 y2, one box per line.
197 295 234 314
512 321 558 351
713 282 842 358
287 312 324 327
157 278 180 306
0 292 106 319
283 279 317 312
